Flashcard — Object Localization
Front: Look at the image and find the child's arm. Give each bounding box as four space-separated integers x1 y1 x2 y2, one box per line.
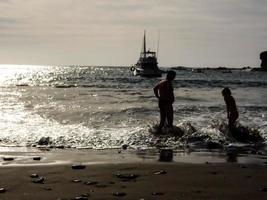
153 84 160 98
225 98 231 118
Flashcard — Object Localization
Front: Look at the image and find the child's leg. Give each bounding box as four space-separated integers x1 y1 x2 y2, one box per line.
166 104 173 128
159 107 167 129
228 115 237 131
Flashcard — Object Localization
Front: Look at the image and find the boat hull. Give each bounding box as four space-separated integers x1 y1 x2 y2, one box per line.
133 67 162 77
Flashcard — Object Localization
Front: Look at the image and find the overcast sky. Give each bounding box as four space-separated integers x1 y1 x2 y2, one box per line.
0 0 266 67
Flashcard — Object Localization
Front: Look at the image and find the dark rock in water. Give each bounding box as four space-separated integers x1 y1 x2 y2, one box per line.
33 156 41 161
154 170 167 175
84 181 98 185
260 51 267 70
30 173 39 178
38 137 51 145
122 144 128 150
183 133 211 143
38 147 50 151
149 124 184 136
116 173 139 180
56 145 65 149
113 192 126 197
3 157 14 161
54 84 75 88
231 125 264 143
206 141 223 149
72 164 86 170
16 83 29 87
0 188 6 193
159 149 173 162
32 177 45 184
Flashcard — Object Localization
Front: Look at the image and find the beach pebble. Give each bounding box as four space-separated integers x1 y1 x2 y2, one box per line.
80 193 90 197
116 173 139 180
151 192 164 196
32 177 45 184
72 179 82 183
84 181 98 185
259 187 267 192
43 186 52 191
72 197 88 200
72 164 86 169
30 173 39 178
3 157 14 161
209 171 218 175
113 192 127 197
153 170 167 175
33 156 41 161
94 184 107 188
0 188 6 193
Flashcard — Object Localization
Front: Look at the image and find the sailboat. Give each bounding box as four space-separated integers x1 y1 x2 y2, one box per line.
131 31 163 77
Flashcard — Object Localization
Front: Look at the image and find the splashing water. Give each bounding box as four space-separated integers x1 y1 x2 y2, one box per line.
0 65 266 151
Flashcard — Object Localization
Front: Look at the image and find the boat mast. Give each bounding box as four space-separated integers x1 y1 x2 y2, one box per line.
143 30 146 59
157 30 160 59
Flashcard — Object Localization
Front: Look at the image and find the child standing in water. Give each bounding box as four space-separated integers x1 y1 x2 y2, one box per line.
222 87 239 131
154 70 176 130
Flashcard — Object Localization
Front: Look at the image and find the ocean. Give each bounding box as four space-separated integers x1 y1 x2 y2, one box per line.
0 65 266 150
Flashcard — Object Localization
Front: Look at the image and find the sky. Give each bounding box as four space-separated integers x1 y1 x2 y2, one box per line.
0 0 266 68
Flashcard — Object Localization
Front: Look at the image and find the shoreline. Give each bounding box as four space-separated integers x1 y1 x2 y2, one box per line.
1 147 267 167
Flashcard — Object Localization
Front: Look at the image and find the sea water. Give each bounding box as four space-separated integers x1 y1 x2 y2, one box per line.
0 65 266 150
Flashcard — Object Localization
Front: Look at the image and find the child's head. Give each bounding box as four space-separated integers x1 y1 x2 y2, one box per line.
166 70 176 81
222 87 231 97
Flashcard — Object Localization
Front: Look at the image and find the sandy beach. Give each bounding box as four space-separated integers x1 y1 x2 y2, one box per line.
0 149 267 200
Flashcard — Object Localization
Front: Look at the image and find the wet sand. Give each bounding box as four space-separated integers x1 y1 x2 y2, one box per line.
0 162 267 200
